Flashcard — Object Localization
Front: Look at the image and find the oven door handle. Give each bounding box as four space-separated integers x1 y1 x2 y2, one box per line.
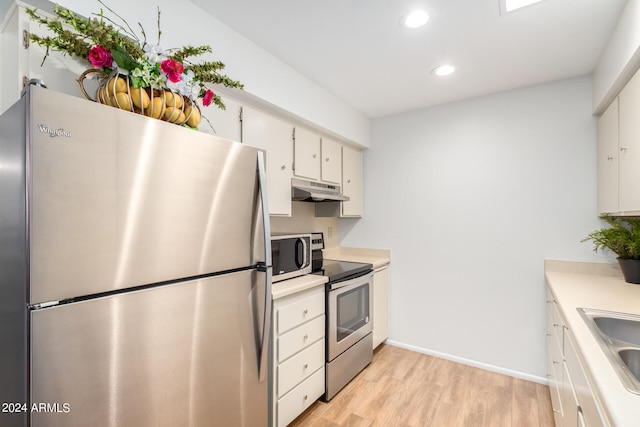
329 270 374 291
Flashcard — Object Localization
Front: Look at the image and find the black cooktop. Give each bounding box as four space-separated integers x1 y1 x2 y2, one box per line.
313 260 373 283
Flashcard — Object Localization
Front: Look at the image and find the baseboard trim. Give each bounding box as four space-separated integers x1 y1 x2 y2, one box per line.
384 339 548 385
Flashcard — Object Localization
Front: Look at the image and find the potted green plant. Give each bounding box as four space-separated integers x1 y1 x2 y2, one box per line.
582 215 640 284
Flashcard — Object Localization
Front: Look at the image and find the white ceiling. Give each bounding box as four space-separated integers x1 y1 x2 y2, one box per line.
191 0 627 118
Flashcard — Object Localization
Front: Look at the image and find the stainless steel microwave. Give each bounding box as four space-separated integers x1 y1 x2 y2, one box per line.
271 233 312 282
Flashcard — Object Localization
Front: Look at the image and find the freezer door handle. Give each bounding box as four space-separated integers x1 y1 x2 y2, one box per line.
257 151 271 267
257 151 272 383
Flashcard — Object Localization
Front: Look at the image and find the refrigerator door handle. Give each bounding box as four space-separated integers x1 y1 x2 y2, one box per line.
257 151 272 383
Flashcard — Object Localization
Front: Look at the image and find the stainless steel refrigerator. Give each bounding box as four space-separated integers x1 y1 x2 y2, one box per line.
0 85 272 427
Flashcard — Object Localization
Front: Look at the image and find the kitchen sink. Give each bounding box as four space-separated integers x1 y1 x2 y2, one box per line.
619 349 640 382
578 308 640 394
592 316 640 346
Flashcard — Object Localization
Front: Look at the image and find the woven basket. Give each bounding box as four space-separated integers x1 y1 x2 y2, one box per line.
77 69 202 128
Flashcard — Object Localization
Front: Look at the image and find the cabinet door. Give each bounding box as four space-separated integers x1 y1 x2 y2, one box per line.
321 137 342 184
199 96 242 142
2 5 85 114
597 98 619 215
242 107 293 216
342 145 363 217
294 127 321 180
372 266 389 349
561 362 579 427
619 67 640 213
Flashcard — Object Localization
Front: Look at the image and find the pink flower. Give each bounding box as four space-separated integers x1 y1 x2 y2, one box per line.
160 59 184 83
203 90 214 107
88 46 113 69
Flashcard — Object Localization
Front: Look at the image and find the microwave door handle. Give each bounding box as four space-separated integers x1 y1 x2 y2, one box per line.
303 238 308 267
295 238 308 268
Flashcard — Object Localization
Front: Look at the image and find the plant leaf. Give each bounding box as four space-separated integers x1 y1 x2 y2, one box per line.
110 46 138 71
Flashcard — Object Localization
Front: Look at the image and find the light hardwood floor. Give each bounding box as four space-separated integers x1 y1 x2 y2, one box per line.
289 344 554 427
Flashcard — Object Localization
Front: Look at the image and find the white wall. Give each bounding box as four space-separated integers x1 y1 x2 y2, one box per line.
593 0 640 113
339 75 606 381
45 0 370 147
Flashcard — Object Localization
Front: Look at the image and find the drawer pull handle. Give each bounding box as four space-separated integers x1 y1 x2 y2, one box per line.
303 395 308 401
303 309 308 315
303 334 309 340
303 363 308 369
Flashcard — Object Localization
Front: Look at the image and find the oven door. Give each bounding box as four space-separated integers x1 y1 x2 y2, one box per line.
327 271 374 361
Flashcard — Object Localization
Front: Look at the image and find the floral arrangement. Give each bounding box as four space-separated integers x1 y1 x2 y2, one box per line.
26 1 243 118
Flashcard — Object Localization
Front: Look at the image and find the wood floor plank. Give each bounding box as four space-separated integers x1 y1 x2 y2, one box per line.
287 344 554 427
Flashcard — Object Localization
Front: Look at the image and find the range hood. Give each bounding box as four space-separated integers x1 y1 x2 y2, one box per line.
291 178 350 202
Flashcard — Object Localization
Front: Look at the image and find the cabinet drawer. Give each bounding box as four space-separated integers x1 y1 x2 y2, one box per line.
547 305 564 355
278 315 325 363
277 339 325 397
277 291 325 334
546 336 563 418
277 367 325 427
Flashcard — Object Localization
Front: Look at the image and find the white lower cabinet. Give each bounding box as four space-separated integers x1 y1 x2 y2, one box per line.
277 368 324 427
372 265 389 349
546 286 605 427
272 286 325 427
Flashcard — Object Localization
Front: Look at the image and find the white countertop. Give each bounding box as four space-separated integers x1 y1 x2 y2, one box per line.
272 246 390 300
272 274 328 300
544 260 640 426
322 246 390 270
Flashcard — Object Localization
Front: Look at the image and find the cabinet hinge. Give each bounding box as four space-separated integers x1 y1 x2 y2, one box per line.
292 127 296 141
22 76 29 89
23 30 30 49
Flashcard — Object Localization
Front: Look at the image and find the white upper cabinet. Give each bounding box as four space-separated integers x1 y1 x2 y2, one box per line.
341 145 363 217
242 106 293 216
598 66 640 216
294 127 343 186
1 2 86 114
618 67 640 213
597 98 619 215
293 126 321 180
198 96 242 142
321 137 342 184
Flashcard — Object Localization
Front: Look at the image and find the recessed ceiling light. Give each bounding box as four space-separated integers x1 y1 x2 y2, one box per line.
502 0 545 13
432 65 455 77
403 10 429 28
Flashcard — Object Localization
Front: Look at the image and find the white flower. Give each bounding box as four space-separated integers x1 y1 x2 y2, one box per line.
165 70 200 99
165 78 185 94
144 44 167 64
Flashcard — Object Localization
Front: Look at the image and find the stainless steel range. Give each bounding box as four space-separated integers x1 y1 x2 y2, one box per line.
311 233 374 401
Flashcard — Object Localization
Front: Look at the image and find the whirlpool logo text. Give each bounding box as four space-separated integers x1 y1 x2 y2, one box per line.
37 124 71 138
